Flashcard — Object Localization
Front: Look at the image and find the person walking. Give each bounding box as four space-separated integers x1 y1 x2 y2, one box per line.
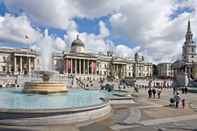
174 92 181 108
157 88 162 99
185 87 188 94
181 87 185 94
181 98 186 109
152 88 156 99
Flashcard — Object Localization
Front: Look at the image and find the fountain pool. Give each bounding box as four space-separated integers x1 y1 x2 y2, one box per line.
0 88 109 109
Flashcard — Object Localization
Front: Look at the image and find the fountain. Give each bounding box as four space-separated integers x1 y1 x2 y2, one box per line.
23 70 68 93
23 30 68 94
0 30 111 130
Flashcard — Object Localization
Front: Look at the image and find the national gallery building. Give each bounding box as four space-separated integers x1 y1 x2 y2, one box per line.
0 36 153 81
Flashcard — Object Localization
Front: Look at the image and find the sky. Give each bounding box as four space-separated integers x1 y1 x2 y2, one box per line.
0 0 196 64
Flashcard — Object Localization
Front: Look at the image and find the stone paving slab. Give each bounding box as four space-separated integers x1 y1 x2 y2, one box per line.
109 100 135 105
0 125 79 131
141 106 195 120
139 114 197 126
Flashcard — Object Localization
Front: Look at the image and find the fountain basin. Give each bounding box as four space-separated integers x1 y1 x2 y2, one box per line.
0 101 111 126
0 88 111 127
23 82 68 94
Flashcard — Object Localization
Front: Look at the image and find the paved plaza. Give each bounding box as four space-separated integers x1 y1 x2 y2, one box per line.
80 88 197 131
1 87 197 131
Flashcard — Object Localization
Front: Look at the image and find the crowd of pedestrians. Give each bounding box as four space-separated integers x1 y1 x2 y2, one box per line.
148 87 162 99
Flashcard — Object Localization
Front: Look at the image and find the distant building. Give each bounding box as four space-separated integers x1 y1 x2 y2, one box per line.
157 63 174 78
0 36 153 81
64 36 153 81
173 20 197 79
0 48 39 75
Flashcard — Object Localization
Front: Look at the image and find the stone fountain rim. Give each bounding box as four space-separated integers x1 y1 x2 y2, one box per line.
0 98 109 114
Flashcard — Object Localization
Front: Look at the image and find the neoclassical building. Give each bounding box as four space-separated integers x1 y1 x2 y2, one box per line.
0 48 38 75
63 36 153 81
0 36 153 81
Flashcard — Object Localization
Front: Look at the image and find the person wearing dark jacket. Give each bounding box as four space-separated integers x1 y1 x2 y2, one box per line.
152 88 156 99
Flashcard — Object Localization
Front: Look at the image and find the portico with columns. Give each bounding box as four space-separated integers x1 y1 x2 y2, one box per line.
64 36 101 81
112 63 127 79
13 53 36 75
64 53 97 80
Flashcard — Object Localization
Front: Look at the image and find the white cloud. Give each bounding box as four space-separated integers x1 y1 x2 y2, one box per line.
65 20 109 54
4 0 197 63
115 45 140 58
109 0 197 63
99 21 110 38
0 13 66 54
4 0 78 29
0 14 41 44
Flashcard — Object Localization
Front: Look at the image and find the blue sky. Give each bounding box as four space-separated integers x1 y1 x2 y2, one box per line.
0 1 142 48
0 0 195 63
0 1 191 46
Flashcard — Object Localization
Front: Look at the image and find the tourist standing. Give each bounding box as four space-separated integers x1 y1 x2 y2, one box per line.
152 88 156 99
185 87 188 94
174 92 181 108
157 88 162 99
181 88 185 94
148 88 152 98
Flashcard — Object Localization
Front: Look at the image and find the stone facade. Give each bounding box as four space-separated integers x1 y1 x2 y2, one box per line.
157 63 174 78
63 36 153 81
0 37 153 81
0 48 38 75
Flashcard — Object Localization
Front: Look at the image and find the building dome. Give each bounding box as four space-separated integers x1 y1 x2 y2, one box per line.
70 35 85 53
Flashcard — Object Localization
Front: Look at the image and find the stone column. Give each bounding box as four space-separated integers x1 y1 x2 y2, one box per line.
33 58 36 71
75 59 77 74
66 59 68 74
20 56 23 74
91 61 94 75
28 57 31 74
79 59 81 74
87 60 89 75
71 59 73 74
14 56 17 74
64 58 66 74
83 59 85 74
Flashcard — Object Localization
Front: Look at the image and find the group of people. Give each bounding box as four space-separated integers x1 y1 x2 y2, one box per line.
148 88 162 99
181 87 188 94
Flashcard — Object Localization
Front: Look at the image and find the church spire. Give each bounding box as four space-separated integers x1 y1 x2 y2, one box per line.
185 19 193 43
187 19 191 33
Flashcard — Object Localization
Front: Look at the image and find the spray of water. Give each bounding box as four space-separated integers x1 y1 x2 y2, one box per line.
37 29 54 71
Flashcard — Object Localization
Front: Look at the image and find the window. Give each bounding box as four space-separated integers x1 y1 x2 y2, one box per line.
2 66 6 72
192 48 195 52
3 56 6 62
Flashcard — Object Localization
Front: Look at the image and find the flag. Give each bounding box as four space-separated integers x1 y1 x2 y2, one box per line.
25 35 29 39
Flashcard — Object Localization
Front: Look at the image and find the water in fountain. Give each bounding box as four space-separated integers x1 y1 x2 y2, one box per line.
23 30 68 93
38 29 53 71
